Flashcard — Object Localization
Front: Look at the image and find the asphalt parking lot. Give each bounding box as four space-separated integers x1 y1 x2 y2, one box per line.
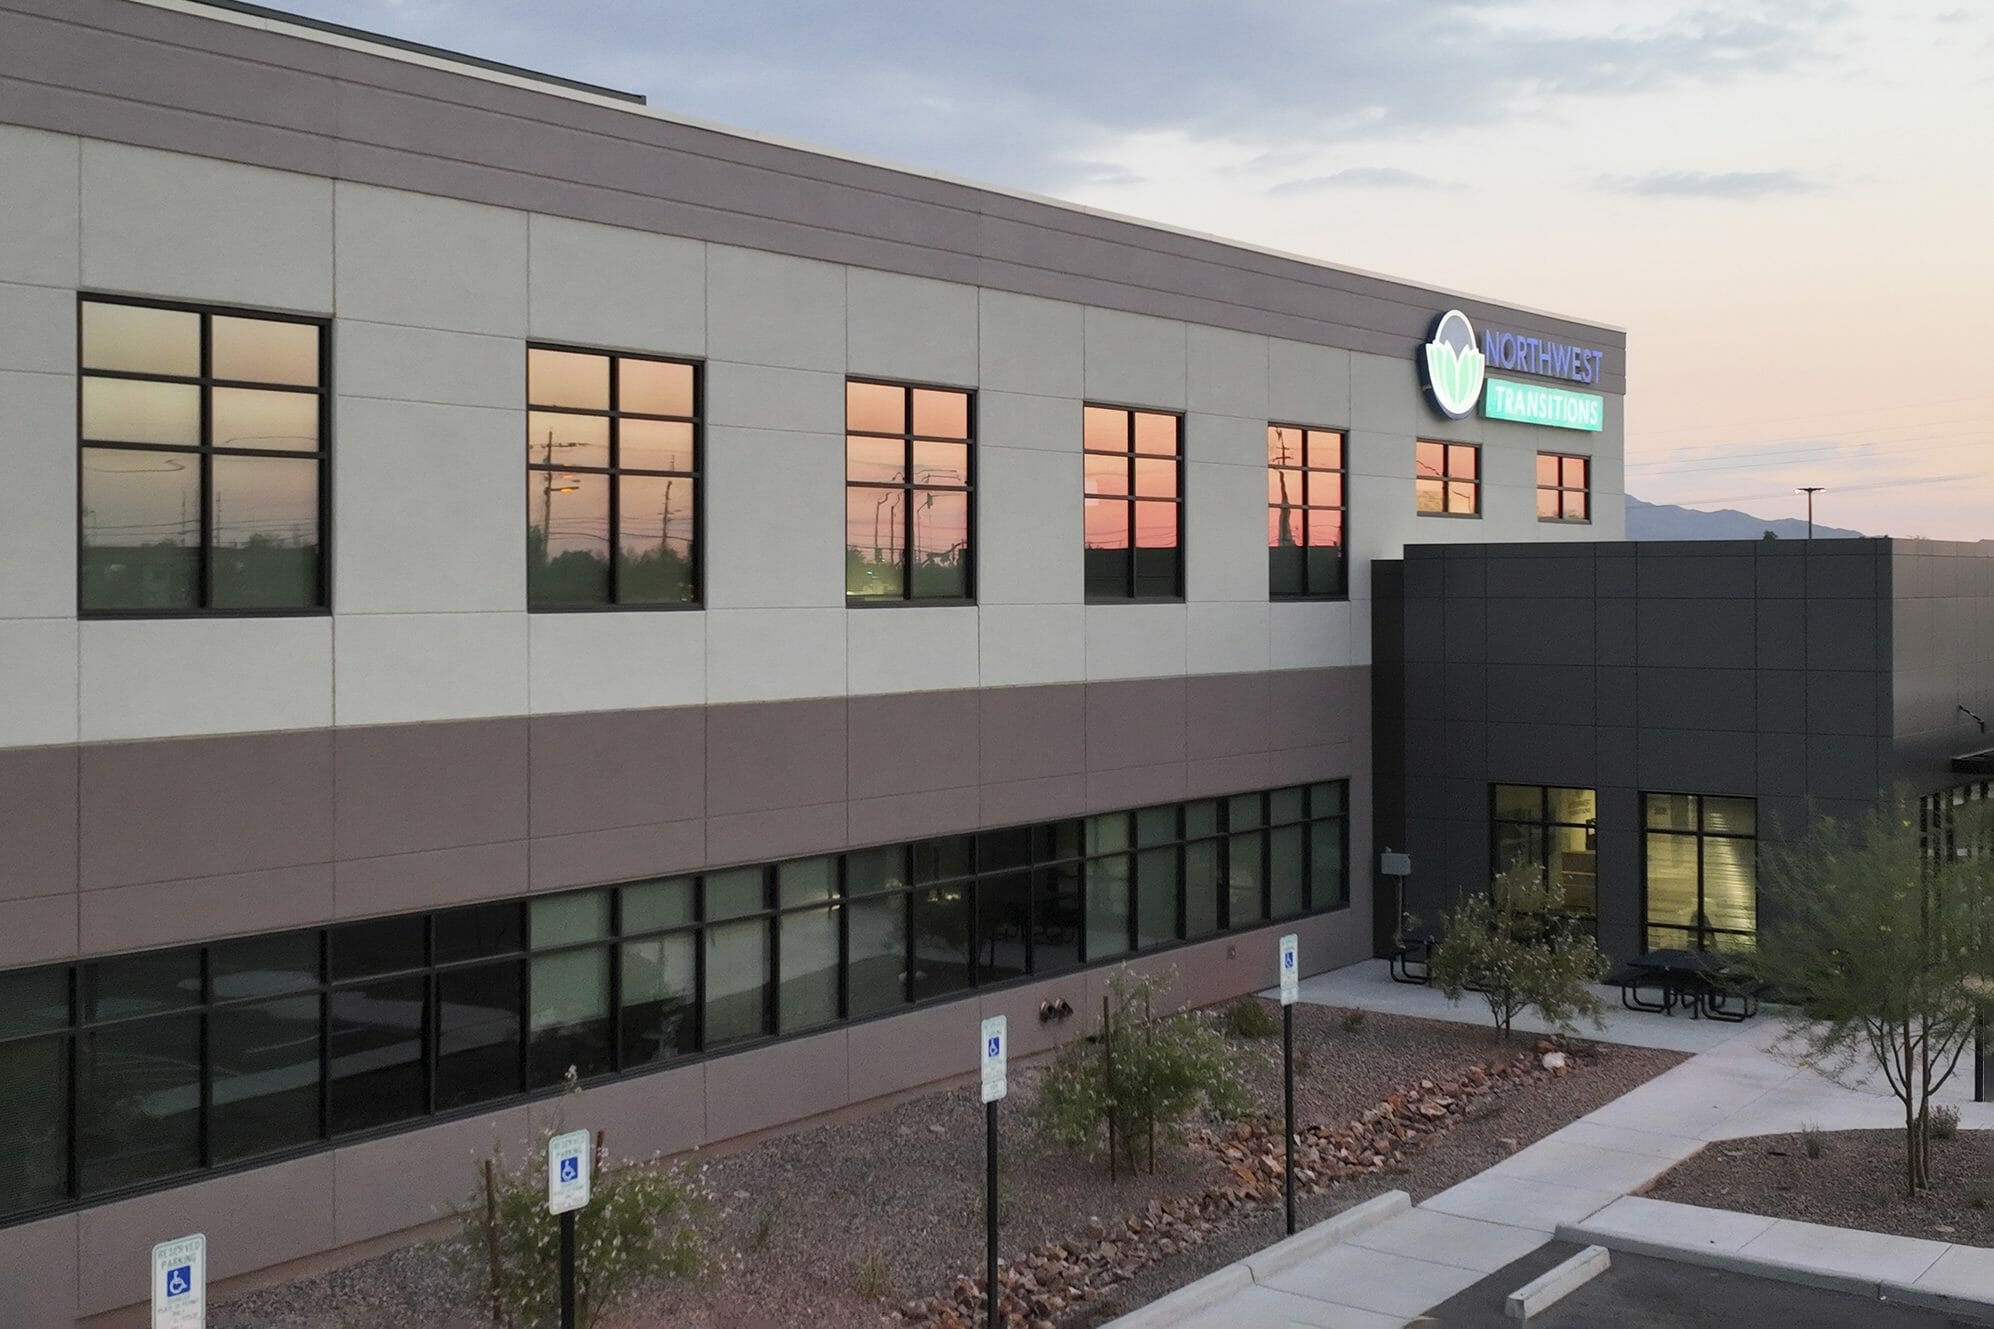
1416 1241 1970 1329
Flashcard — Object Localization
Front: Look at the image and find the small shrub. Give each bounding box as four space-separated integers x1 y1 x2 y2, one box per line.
1930 1104 1960 1141
750 1195 784 1252
1223 997 1279 1040
456 1076 707 1329
1032 966 1257 1175
1426 865 1609 1038
854 1248 894 1300
1293 1038 1316 1077
1340 1008 1367 1034
1800 1121 1826 1159
1968 1185 1992 1211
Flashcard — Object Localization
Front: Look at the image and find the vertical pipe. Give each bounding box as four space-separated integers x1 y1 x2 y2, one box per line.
986 1098 1000 1329
560 1209 577 1329
1283 1002 1296 1236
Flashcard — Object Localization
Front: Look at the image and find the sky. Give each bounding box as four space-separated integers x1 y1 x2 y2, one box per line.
279 0 1994 539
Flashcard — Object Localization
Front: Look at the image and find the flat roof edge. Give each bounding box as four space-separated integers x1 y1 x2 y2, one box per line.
127 0 1622 339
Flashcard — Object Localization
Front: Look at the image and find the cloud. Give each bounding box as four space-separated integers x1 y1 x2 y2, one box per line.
269 0 1848 192
1602 169 1823 198
1269 167 1453 194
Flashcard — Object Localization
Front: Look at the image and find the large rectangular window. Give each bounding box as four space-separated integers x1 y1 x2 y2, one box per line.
1537 453 1590 523
1491 785 1598 922
1415 440 1479 517
1084 405 1182 600
1644 793 1757 953
1267 425 1345 598
0 779 1350 1223
79 297 328 614
845 381 973 601
526 346 699 608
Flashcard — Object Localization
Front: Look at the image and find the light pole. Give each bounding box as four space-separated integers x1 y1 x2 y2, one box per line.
1797 486 1825 539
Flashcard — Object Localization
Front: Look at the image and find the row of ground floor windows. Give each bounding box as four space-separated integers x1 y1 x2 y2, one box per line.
1491 785 1757 952
0 781 1346 1224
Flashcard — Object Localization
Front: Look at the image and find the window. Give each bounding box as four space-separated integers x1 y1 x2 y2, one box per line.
526 346 699 608
1267 425 1345 597
845 381 972 601
1492 785 1598 922
1645 794 1757 953
0 780 1352 1222
79 297 327 613
1083 405 1182 599
1415 440 1479 516
1537 453 1590 522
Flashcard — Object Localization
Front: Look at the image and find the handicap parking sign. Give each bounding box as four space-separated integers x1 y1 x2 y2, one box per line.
547 1129 592 1214
151 1233 205 1329
166 1265 192 1297
559 1156 579 1184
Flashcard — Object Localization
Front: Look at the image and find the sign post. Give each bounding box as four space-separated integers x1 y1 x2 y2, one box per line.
980 1015 1007 1329
1279 933 1300 1235
547 1129 592 1329
152 1234 206 1329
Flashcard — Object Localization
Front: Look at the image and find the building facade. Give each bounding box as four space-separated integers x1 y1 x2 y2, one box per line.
0 0 1627 1320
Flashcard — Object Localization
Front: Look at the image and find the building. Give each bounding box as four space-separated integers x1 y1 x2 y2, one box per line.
1372 538 1994 958
0 1 1639 1322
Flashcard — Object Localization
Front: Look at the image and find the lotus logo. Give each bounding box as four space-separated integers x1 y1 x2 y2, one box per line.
1421 309 1485 420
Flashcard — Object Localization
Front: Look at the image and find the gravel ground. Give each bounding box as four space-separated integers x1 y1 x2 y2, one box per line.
1648 1127 1994 1248
212 1001 1684 1329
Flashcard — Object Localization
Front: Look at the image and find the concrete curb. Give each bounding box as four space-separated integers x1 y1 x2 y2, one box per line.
1878 1280 1994 1327
1554 1220 1883 1301
1506 1244 1609 1322
1102 1190 1412 1328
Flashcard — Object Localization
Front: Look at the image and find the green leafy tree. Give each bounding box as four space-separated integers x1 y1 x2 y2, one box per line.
455 1075 708 1328
1032 966 1256 1175
1426 865 1609 1038
1754 795 1994 1195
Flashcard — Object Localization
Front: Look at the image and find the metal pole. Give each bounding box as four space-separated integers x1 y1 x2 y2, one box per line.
1798 486 1823 540
560 1209 577 1329
1283 1002 1296 1235
985 1098 1000 1329
1977 1010 1987 1104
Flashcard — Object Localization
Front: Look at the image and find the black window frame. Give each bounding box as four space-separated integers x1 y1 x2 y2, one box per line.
1641 792 1759 953
1266 423 1347 600
0 780 1348 1228
1489 783 1599 926
525 343 703 611
1083 403 1184 602
844 377 976 605
1537 451 1591 524
76 293 332 618
1414 439 1480 518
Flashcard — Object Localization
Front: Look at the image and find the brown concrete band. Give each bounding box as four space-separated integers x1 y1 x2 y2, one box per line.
0 1 1625 386
0 666 1370 969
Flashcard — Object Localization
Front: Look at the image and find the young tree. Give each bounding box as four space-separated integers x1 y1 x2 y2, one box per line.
1426 864 1609 1038
1755 795 1994 1195
1031 966 1256 1176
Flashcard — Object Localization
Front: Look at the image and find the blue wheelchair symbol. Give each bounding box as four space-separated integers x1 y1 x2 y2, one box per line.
559 1156 579 1184
1284 952 1295 969
165 1264 192 1298
987 1035 1001 1058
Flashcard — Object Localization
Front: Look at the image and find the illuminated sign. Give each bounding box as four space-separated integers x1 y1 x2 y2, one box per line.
1483 377 1603 432
1420 310 1485 419
1480 330 1605 386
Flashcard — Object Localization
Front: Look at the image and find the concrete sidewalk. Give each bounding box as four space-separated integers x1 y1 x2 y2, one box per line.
1108 960 1994 1328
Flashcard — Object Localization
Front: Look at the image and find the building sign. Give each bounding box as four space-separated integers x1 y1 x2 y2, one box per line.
152 1234 206 1329
1479 330 1605 386
1421 309 1607 428
980 1015 1007 1103
546 1130 592 1215
1483 377 1604 432
1420 310 1485 420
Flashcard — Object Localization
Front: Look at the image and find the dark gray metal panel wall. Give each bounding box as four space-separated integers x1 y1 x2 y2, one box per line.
0 0 1625 387
1889 542 1994 785
1375 539 1896 960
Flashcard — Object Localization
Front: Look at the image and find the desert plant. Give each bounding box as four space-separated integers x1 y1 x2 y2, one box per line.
455 1076 707 1329
1223 996 1279 1040
1799 1121 1827 1159
1425 865 1609 1038
1931 1104 1961 1141
1754 793 1994 1194
1340 1008 1368 1034
854 1248 895 1300
1032 966 1256 1176
750 1194 785 1252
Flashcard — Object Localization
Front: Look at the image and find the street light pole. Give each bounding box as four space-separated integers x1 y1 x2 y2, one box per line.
1797 486 1824 540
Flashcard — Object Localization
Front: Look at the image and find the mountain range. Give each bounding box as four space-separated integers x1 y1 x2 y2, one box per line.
1624 495 1865 541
